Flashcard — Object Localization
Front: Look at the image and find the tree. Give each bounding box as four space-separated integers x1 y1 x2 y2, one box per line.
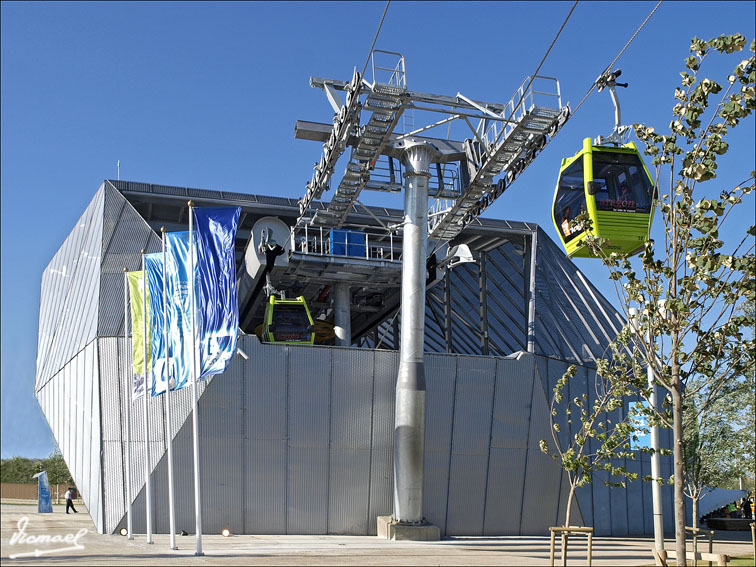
45 449 73 503
540 362 643 528
682 382 738 529
0 457 40 483
581 34 755 565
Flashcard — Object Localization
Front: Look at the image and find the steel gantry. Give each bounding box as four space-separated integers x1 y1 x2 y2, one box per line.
294 50 569 534
295 50 570 241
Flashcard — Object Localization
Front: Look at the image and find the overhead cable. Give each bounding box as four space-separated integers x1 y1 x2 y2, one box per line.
512 1 579 118
571 0 663 118
361 1 391 79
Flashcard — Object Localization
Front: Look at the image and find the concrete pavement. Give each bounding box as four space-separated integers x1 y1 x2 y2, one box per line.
2 504 753 566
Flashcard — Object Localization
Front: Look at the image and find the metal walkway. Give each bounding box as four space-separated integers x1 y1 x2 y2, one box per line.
296 50 570 243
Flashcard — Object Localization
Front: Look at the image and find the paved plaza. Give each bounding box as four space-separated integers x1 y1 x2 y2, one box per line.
1 504 753 566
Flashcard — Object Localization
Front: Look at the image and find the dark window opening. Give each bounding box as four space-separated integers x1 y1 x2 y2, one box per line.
592 152 654 213
554 158 587 242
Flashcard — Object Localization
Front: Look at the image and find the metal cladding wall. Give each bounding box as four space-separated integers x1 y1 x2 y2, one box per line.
36 180 674 538
104 337 673 537
35 341 104 533
35 182 166 533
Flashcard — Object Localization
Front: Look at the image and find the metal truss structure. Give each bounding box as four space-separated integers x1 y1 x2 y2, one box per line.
296 50 570 242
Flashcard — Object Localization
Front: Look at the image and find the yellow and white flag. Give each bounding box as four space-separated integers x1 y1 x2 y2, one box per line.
128 271 152 400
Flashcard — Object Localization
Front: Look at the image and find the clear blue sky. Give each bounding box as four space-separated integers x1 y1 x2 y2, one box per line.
2 1 754 459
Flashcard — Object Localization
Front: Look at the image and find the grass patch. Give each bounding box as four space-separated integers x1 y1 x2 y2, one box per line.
645 556 755 566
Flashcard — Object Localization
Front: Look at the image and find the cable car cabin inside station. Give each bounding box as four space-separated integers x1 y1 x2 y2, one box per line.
553 137 655 258
262 296 316 345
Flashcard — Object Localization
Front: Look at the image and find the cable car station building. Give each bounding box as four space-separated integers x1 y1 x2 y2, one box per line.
34 179 674 537
35 52 674 539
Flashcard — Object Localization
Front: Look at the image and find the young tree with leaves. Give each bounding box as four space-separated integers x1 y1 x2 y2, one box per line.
582 34 755 565
540 361 645 528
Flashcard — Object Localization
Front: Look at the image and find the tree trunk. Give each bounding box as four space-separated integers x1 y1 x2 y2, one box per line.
672 383 687 566
564 485 576 527
692 496 698 531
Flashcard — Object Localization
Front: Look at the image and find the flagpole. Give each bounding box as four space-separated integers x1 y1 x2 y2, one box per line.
123 268 134 540
188 202 204 556
161 228 178 550
141 250 153 544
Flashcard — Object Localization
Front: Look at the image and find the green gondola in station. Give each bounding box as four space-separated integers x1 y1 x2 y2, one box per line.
262 295 316 345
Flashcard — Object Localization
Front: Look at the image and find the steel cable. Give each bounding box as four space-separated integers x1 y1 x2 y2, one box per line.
571 0 664 119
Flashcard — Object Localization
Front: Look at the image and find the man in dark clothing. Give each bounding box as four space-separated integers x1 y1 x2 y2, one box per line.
741 497 752 519
65 487 78 514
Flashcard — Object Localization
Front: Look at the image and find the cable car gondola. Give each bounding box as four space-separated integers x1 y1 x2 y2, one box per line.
552 70 656 258
262 295 316 345
553 137 655 257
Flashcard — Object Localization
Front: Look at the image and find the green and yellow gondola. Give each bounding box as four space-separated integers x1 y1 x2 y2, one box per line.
552 137 656 258
262 295 316 345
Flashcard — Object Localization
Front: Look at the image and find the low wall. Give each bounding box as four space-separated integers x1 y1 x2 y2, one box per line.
1 482 82 504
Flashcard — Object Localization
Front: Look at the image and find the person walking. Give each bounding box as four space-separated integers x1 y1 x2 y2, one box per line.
65 487 78 514
741 496 752 519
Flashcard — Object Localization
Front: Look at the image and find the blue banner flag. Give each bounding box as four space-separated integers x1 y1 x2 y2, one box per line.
33 471 53 513
165 231 195 391
194 207 241 377
145 253 168 397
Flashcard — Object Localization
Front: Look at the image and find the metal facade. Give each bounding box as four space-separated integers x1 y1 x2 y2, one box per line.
35 180 674 537
102 340 672 537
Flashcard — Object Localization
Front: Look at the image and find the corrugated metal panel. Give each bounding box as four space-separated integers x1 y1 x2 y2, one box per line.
245 340 287 440
330 349 373 449
99 337 124 533
101 182 125 254
328 448 371 534
520 369 562 534
641 456 653 534
626 460 645 535
610 473 630 536
446 357 496 535
483 448 528 534
201 436 244 535
52 215 101 388
244 339 288 531
367 349 398 535
287 446 329 534
287 347 330 534
485 246 527 354
98 274 125 338
449 357 496 454
423 451 451 532
36 187 104 390
103 440 126 533
198 352 244 534
592 468 612 536
447 454 488 535
245 439 287 533
101 197 155 255
422 354 456 534
328 348 374 534
490 355 533 448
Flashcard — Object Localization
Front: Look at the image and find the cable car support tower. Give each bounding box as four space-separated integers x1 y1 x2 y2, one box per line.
294 50 570 537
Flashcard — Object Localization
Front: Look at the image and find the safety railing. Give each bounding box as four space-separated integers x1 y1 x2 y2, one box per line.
371 49 406 88
290 225 400 261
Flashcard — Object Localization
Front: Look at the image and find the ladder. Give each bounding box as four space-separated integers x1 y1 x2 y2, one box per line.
312 82 406 227
428 77 568 241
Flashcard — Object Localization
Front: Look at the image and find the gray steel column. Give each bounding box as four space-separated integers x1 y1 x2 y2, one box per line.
443 269 452 353
393 142 437 523
648 326 664 551
333 282 351 347
478 251 489 355
526 230 538 353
